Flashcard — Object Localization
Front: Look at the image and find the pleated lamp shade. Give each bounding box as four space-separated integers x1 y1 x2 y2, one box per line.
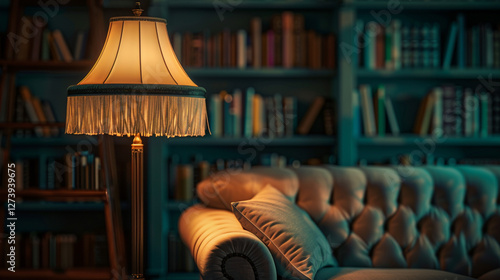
66 16 207 137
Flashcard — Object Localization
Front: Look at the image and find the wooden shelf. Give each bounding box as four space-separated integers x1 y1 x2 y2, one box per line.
346 0 500 10
358 135 500 146
0 190 107 201
0 268 111 280
185 68 335 78
9 135 98 146
166 272 200 280
357 68 500 79
160 135 335 146
0 60 94 72
167 0 337 9
0 122 66 129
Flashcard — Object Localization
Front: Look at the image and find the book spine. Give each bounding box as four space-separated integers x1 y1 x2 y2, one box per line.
411 24 420 68
251 17 262 68
421 24 431 68
237 30 247 69
401 25 411 68
442 86 457 136
376 85 385 137
457 13 465 69
443 22 458 69
244 87 255 138
480 92 489 138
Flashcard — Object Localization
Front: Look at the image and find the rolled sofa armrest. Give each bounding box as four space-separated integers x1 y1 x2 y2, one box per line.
179 204 277 280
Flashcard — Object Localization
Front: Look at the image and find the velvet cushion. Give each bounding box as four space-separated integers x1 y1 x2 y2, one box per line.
231 185 336 280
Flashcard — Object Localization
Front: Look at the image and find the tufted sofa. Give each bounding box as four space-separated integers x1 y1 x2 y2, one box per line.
179 165 500 279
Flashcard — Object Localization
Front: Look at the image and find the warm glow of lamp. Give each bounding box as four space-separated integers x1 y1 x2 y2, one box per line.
66 16 207 137
65 3 207 279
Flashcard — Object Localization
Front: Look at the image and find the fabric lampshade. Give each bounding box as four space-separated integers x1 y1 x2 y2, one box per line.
66 16 207 137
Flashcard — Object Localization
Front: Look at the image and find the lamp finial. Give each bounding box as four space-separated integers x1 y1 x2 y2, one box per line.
132 2 144 16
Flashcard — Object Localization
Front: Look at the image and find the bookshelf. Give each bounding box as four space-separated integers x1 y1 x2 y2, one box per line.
0 1 128 279
146 0 339 278
338 0 500 166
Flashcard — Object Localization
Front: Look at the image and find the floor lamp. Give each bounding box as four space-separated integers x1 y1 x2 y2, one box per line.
65 3 207 279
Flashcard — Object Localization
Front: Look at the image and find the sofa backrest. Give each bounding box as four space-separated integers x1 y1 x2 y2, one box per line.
196 165 500 278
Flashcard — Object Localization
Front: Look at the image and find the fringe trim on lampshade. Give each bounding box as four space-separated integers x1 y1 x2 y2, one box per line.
66 95 208 137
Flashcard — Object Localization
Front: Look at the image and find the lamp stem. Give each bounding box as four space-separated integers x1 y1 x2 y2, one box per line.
131 134 144 279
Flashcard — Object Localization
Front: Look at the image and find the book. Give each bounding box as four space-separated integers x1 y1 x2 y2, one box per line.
413 92 434 136
480 92 489 138
231 89 242 137
374 85 386 137
251 17 262 68
243 87 255 138
41 100 59 136
31 97 51 137
175 165 194 201
209 94 222 137
323 98 335 136
253 94 265 137
385 96 399 136
352 89 362 137
456 13 465 69
272 14 283 67
443 22 458 69
73 31 87 61
283 96 297 137
282 11 294 68
52 30 73 62
18 86 43 137
41 29 51 61
237 30 247 69
365 22 378 70
273 95 285 137
297 96 325 135
359 84 376 137
431 87 443 137
392 20 402 70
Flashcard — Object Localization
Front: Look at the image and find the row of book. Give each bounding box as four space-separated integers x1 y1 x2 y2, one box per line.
172 12 336 69
358 15 500 70
357 19 440 69
361 155 500 166
0 232 108 269
169 154 335 201
355 84 500 137
208 88 296 138
14 151 102 190
11 16 88 62
12 86 60 138
208 88 336 138
168 232 196 273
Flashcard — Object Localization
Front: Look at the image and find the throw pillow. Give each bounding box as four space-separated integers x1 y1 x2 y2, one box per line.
231 185 336 280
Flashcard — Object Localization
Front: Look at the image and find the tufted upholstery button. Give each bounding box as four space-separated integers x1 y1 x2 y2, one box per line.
394 167 433 220
360 167 400 217
405 234 439 269
472 235 500 278
486 210 500 244
454 206 483 251
372 233 406 268
293 166 334 223
419 206 451 250
322 166 367 220
456 166 498 219
351 206 385 248
336 233 372 267
424 167 466 221
387 205 418 249
440 234 471 275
